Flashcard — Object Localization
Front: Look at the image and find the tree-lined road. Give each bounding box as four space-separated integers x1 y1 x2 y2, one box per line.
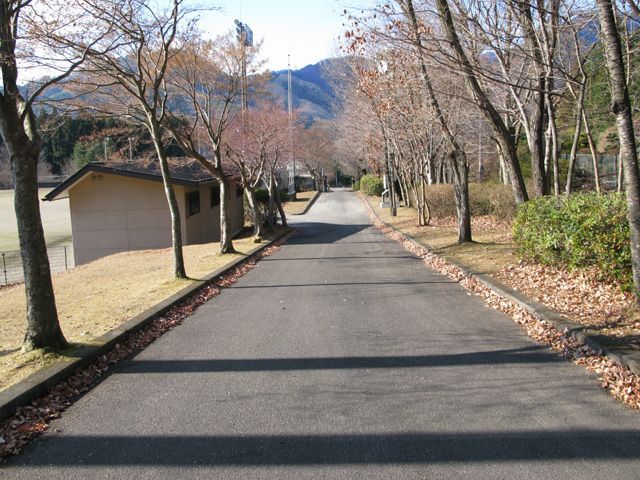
4 190 640 479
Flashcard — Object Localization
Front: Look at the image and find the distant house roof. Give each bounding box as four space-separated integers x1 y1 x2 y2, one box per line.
44 159 231 201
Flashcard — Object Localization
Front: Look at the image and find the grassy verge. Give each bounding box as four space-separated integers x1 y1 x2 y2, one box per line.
282 191 318 215
0 228 285 391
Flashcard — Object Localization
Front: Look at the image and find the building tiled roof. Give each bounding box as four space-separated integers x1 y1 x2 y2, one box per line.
44 159 238 201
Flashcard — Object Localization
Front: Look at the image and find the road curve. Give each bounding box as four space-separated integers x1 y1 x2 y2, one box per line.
4 190 640 479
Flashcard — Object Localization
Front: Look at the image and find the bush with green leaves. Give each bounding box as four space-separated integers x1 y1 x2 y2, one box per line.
359 174 384 196
353 180 360 191
513 192 631 288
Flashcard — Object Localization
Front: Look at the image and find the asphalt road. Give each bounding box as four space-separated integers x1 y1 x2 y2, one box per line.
4 190 640 479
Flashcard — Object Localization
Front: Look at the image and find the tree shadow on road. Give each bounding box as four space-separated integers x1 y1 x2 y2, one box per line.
119 345 561 374
12 429 640 466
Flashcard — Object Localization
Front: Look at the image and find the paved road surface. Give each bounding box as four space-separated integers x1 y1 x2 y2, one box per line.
4 190 640 479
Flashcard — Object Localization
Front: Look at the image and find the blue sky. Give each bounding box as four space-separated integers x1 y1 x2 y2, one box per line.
201 0 347 71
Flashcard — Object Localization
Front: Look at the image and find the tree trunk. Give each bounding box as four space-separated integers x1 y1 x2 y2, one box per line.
528 87 548 196
273 178 288 228
597 0 640 302
218 179 235 253
11 145 67 350
420 174 431 225
582 109 601 193
246 187 265 240
0 3 66 351
565 82 585 194
266 174 276 231
149 122 187 278
496 141 510 185
618 154 624 192
401 0 471 242
450 151 472 243
546 93 560 195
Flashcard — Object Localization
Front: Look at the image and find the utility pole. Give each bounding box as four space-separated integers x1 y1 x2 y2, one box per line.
287 54 296 199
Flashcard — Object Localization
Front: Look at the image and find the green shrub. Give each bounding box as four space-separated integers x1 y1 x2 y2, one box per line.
254 188 269 205
513 192 631 287
360 174 384 196
353 180 360 191
279 188 291 203
253 188 290 204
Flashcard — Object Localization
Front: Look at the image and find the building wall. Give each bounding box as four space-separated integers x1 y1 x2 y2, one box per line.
69 173 244 265
69 173 173 265
183 183 244 245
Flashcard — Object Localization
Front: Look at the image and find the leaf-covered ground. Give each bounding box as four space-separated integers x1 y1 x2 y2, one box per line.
496 263 639 340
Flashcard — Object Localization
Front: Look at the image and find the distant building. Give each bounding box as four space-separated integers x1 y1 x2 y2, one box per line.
44 160 244 266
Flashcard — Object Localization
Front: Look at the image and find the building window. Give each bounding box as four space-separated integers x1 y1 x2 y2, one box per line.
236 186 244 197
186 191 200 217
210 186 220 207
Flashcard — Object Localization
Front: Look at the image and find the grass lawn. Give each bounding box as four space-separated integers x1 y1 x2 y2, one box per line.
364 195 516 275
0 228 285 392
0 189 72 252
282 191 318 215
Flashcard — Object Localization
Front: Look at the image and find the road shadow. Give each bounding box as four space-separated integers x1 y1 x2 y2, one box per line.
288 223 381 245
119 346 561 374
14 429 640 466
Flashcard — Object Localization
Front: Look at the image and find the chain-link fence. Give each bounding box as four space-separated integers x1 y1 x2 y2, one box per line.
1 245 74 286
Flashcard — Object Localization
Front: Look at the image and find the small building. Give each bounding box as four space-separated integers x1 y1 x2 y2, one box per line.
44 160 244 266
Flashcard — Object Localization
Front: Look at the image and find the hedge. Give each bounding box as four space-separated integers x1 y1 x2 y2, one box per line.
359 174 384 196
513 192 631 288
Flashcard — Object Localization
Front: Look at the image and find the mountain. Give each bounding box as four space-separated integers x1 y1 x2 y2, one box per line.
268 57 346 125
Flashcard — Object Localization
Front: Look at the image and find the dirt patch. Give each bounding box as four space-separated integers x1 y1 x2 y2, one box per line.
282 191 317 215
370 197 515 274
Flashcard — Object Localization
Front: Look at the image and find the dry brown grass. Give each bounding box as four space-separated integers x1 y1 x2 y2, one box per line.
282 191 318 215
0 230 284 391
367 197 516 275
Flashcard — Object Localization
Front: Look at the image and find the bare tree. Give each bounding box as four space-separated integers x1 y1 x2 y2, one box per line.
398 0 472 241
225 101 292 239
65 0 201 278
1 0 114 349
165 33 263 253
434 0 529 203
